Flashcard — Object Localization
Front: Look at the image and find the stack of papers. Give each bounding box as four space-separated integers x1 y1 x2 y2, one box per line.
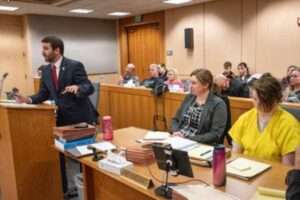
143 131 170 140
163 137 198 151
172 184 240 200
227 158 271 180
67 141 116 158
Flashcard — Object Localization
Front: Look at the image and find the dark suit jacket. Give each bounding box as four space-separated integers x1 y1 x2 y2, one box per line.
171 92 227 145
30 57 98 126
222 78 249 98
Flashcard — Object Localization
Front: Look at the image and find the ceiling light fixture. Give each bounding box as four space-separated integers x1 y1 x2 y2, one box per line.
108 12 131 16
163 0 192 5
69 9 94 14
0 5 19 11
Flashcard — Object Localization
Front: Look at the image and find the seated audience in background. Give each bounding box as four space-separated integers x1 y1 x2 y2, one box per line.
282 65 298 91
141 64 164 88
236 62 251 83
171 68 227 145
164 68 184 92
159 64 168 81
6 87 19 100
230 73 300 165
119 63 139 86
286 147 300 200
215 74 249 97
222 61 235 78
287 67 300 103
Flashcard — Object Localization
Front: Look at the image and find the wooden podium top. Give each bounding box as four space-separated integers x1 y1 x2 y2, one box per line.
0 101 55 110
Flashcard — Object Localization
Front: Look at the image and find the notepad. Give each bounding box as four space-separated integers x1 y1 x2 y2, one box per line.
188 145 213 160
143 131 170 140
171 184 240 200
227 158 271 180
251 187 285 200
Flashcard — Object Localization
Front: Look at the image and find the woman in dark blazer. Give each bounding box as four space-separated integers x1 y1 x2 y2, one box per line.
172 68 227 145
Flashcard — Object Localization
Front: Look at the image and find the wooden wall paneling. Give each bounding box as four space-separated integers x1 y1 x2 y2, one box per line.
165 4 205 75
164 92 185 130
256 0 300 77
0 15 31 97
241 0 257 73
204 0 243 75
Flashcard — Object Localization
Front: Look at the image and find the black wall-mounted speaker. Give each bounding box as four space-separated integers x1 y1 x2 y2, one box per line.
184 28 194 49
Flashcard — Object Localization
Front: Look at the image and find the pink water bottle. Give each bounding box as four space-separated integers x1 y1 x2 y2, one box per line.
102 116 113 141
212 144 226 187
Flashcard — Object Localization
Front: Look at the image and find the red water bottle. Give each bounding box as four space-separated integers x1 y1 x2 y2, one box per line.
102 116 113 141
212 144 226 187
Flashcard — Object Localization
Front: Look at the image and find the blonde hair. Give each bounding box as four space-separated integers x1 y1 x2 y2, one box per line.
167 68 179 78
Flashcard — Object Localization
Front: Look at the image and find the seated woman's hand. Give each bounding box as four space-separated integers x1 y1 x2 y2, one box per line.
173 131 184 137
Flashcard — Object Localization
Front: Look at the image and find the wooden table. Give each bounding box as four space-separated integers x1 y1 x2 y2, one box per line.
0 103 63 200
71 127 291 200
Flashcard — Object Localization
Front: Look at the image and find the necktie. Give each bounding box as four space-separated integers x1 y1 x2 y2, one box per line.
51 65 58 90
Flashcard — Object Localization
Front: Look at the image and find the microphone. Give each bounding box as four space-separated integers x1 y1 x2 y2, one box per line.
2 73 8 79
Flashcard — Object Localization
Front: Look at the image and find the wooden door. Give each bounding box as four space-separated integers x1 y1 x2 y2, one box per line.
126 23 163 81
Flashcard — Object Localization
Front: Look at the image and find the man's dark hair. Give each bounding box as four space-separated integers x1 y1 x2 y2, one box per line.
41 36 64 55
223 61 232 70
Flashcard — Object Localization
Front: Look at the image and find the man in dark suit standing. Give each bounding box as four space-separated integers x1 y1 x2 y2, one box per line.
17 36 98 125
17 36 98 198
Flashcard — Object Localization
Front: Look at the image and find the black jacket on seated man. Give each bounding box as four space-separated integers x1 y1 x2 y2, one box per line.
222 78 249 98
30 57 98 126
142 77 164 88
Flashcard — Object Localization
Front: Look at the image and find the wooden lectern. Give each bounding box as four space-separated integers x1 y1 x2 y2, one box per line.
0 103 63 200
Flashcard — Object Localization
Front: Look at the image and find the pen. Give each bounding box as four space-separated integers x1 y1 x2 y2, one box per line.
200 150 212 157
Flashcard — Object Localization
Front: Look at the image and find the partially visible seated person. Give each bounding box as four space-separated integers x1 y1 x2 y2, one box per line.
36 64 46 78
119 63 139 86
282 65 297 91
222 61 235 78
171 68 227 145
236 62 251 83
286 147 300 200
230 73 300 165
164 68 184 92
141 64 164 88
287 67 300 103
215 74 249 97
158 64 168 81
